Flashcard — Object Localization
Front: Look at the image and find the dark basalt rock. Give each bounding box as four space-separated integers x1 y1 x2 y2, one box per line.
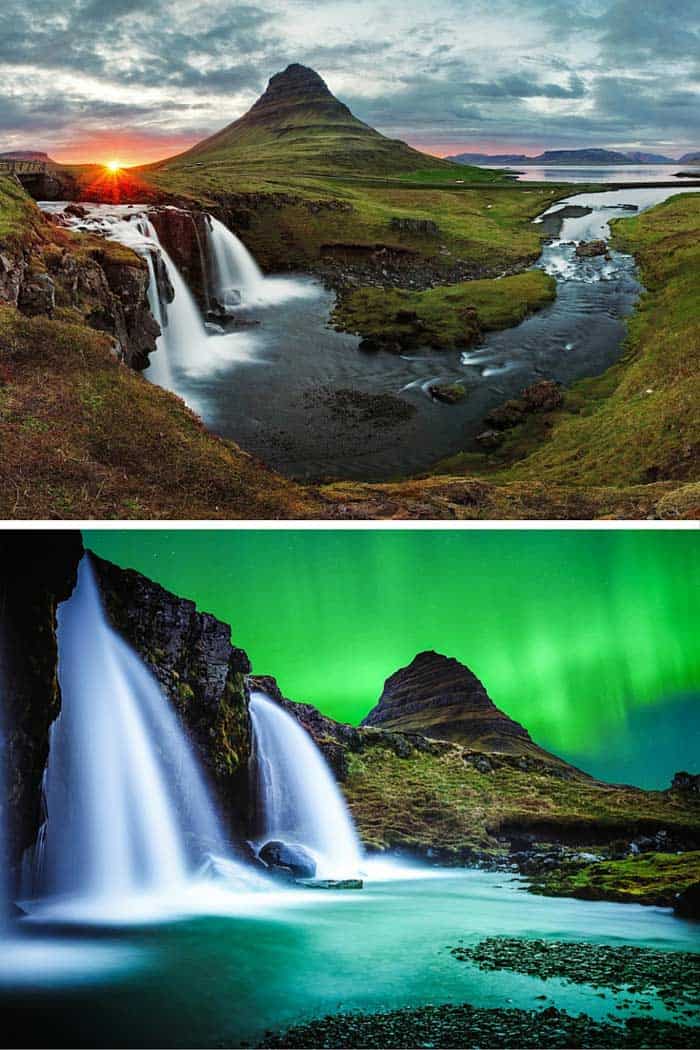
149 207 212 312
297 878 363 890
674 881 700 918
91 555 252 830
259 840 317 879
0 531 84 881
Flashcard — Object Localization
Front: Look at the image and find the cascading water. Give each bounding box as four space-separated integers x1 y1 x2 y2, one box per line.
207 216 266 309
249 691 363 879
28 556 228 906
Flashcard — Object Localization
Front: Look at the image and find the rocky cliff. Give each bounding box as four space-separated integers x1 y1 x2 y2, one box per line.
362 650 567 765
92 555 252 828
0 179 159 368
0 531 83 879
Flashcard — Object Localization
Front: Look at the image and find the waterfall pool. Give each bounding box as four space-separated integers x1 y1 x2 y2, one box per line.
40 186 700 482
1 867 698 1047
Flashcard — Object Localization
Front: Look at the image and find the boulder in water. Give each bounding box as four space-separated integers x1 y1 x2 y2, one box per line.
674 881 700 918
575 239 609 258
259 840 317 879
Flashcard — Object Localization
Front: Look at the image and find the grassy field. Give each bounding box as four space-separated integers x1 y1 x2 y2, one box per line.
342 740 700 859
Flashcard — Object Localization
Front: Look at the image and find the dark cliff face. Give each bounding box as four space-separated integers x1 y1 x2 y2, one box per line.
362 650 565 764
149 208 212 313
91 555 252 829
0 531 83 876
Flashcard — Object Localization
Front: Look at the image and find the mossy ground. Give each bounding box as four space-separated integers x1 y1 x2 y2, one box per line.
527 850 700 906
332 270 555 349
342 742 700 859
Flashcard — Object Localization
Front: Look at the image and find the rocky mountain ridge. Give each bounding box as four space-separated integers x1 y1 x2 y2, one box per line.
362 650 571 767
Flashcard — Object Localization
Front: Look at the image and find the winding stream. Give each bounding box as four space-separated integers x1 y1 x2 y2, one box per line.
40 185 699 481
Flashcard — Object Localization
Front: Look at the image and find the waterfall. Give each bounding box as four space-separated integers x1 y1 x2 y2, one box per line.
29 556 228 905
207 215 266 309
249 691 363 879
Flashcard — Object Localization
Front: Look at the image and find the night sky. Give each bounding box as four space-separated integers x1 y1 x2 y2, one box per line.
85 529 700 789
1 1 698 163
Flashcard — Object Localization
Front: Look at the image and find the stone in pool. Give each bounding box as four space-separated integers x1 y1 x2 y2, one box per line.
297 878 364 890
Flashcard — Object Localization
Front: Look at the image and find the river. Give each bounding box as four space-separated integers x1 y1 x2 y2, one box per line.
2 867 698 1047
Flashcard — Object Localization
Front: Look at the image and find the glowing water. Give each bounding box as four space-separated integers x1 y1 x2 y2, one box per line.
249 691 363 879
29 556 227 906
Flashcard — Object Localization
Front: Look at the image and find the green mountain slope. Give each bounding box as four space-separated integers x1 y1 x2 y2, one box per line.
156 63 472 177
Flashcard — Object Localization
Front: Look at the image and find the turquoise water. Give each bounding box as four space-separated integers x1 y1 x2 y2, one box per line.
2 868 698 1047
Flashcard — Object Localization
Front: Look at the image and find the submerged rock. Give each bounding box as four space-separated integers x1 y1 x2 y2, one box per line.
259 840 317 879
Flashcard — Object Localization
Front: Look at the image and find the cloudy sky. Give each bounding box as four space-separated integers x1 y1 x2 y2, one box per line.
1 0 698 164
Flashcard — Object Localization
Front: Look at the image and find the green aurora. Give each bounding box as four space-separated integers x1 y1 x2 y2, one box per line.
84 529 700 788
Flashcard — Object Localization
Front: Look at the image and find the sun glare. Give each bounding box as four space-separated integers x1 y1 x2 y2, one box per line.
106 160 121 173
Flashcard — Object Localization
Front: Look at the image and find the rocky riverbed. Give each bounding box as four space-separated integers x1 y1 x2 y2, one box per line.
256 1002 697 1048
450 938 699 1017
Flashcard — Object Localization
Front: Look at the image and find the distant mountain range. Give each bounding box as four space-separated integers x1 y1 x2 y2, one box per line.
447 147 700 166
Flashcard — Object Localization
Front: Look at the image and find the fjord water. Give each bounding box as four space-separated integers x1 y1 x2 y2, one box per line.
40 184 700 480
25 556 227 913
2 870 698 1048
489 163 699 183
249 691 363 878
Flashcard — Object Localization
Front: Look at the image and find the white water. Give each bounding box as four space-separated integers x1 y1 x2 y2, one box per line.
207 215 266 307
27 556 228 910
249 691 363 879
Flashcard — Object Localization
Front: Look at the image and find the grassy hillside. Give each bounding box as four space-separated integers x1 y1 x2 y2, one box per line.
154 64 477 179
342 737 700 859
459 193 700 516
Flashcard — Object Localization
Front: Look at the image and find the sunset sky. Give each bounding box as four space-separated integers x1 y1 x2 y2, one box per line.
1 0 698 165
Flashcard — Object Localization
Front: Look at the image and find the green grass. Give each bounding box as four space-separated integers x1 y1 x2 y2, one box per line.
342 741 700 859
528 851 700 906
333 270 555 350
495 193 700 503
0 175 45 248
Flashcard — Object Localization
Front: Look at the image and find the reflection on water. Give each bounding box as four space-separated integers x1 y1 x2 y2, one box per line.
2 868 698 1048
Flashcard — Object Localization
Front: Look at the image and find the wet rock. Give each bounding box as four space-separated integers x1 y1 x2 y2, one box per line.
91 555 252 830
259 840 317 879
429 382 466 404
64 203 87 219
297 878 363 890
674 881 700 918
575 239 609 258
18 272 55 317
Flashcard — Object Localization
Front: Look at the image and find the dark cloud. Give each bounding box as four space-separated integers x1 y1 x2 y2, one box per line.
0 0 697 159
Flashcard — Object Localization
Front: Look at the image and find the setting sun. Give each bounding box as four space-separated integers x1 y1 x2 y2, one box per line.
105 160 121 172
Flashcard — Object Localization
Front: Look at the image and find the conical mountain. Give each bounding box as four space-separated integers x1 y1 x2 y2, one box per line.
362 651 571 766
158 63 460 175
